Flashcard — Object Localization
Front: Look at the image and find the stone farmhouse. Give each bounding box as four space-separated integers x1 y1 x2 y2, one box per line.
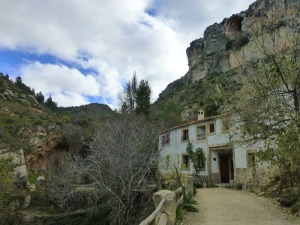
159 110 257 186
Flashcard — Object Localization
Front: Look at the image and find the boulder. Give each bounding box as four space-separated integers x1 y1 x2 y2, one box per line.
13 165 28 188
36 176 46 189
36 176 46 194
23 195 31 209
9 199 20 211
0 149 28 188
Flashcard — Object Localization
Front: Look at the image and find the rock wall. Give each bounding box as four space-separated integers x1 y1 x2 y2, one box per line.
186 0 300 81
25 126 68 171
233 165 278 191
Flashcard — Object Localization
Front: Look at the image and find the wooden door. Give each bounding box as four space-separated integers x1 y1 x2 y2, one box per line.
220 156 229 183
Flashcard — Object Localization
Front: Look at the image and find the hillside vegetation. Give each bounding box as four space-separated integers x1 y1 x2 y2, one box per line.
154 69 240 121
0 73 115 152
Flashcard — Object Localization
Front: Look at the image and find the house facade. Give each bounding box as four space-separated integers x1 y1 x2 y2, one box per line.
159 110 252 185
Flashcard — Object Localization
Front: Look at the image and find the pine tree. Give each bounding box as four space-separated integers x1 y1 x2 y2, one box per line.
135 79 151 115
45 95 58 110
36 91 45 104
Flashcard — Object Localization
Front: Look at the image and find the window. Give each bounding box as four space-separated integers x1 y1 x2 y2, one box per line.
197 125 206 140
182 129 189 141
209 123 215 133
247 153 256 167
182 154 190 170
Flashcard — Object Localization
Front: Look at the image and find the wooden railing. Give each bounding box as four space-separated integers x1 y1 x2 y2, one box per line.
139 198 166 225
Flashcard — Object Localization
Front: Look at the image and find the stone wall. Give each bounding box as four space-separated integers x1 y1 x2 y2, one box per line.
233 165 279 190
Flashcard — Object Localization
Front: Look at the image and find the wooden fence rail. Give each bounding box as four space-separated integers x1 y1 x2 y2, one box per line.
139 198 166 225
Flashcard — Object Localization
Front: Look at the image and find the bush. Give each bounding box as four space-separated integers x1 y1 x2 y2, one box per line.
226 40 234 50
0 158 13 220
236 183 243 190
291 201 300 215
225 36 249 51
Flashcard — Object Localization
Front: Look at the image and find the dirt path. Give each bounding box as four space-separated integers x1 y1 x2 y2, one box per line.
182 187 299 225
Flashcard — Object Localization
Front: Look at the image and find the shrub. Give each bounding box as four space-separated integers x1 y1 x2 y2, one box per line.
276 20 286 29
236 183 243 190
291 201 300 215
226 40 234 50
237 36 250 47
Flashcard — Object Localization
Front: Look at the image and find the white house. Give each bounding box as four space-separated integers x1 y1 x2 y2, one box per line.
159 110 254 185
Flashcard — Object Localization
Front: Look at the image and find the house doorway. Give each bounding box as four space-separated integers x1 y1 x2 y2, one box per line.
209 146 234 184
219 155 233 183
220 156 230 183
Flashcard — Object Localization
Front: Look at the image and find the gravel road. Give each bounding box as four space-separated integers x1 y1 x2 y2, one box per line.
182 187 299 225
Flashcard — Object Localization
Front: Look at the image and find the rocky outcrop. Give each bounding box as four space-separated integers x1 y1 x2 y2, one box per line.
0 73 40 107
0 149 28 187
25 127 68 171
186 0 300 81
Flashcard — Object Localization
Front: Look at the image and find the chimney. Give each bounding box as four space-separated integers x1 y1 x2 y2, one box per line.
198 109 204 120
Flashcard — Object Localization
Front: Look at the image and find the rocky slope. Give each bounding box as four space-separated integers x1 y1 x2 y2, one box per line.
0 73 115 172
156 0 300 120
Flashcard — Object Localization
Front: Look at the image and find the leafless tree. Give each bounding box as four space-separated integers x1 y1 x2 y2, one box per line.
46 115 164 225
119 72 138 113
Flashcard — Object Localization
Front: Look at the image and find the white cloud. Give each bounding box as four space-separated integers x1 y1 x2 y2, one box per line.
20 62 100 106
0 0 256 107
51 92 90 107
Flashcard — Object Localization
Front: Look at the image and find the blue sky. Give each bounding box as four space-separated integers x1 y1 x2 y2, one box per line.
0 0 255 108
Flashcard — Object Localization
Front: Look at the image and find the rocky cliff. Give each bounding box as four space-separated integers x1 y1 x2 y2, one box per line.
156 0 300 120
186 0 300 81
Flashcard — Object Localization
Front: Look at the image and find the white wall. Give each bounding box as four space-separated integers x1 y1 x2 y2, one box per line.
211 151 219 173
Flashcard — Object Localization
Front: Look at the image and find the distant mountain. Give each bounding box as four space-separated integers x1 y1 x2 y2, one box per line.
59 103 116 127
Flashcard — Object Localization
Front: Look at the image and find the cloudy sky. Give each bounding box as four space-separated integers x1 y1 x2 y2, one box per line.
0 0 255 109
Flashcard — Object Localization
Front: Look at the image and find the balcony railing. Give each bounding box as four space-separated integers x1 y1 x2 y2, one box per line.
197 133 206 139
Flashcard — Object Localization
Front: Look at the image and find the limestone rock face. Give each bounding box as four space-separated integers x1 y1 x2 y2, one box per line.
186 0 300 81
25 128 67 171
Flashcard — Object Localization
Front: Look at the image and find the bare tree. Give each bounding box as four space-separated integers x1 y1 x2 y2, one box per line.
47 115 164 225
120 72 138 114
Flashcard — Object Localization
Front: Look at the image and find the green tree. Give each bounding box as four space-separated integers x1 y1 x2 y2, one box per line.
36 91 45 104
14 76 35 94
186 141 206 185
15 76 22 86
45 95 58 110
135 79 151 115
